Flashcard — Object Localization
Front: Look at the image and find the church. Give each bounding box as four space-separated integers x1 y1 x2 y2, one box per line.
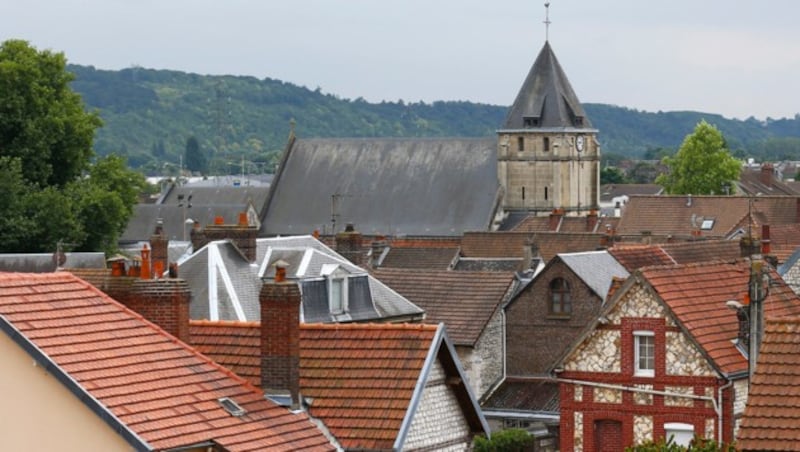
259 37 599 238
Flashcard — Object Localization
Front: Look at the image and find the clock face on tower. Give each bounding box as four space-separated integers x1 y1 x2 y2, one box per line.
576 135 585 152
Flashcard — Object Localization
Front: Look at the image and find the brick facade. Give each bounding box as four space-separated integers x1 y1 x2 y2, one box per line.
191 220 258 263
506 258 604 375
558 280 735 450
335 225 364 267
109 278 192 343
259 281 301 408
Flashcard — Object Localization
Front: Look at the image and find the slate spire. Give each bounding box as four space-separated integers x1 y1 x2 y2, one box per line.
502 41 592 130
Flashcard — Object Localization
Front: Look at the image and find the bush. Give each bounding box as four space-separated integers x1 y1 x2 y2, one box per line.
474 428 533 452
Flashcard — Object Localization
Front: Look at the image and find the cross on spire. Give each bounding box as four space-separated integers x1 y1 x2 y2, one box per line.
544 2 552 41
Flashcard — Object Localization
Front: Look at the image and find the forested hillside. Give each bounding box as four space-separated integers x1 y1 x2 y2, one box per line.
68 64 800 175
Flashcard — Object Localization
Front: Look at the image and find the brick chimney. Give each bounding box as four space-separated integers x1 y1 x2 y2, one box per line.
335 223 364 267
150 218 168 278
104 276 192 343
586 209 599 232
260 268 302 409
370 236 388 269
190 213 258 262
760 163 774 187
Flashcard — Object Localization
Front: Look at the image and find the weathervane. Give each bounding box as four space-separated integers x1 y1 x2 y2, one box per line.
544 2 551 41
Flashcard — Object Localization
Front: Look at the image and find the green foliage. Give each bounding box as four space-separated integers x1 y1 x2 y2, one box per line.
656 120 741 194
0 40 102 187
629 161 663 184
0 40 144 254
184 135 208 174
626 435 735 451
601 166 630 184
473 428 533 452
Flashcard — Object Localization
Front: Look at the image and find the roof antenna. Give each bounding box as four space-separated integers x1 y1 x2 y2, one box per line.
544 2 552 42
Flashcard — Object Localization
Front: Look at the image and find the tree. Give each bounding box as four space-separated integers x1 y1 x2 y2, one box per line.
0 40 143 254
473 428 533 452
0 39 102 187
656 120 741 195
184 135 208 174
601 166 630 184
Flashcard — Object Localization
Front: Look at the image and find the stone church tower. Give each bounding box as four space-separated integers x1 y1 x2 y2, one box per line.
497 41 599 216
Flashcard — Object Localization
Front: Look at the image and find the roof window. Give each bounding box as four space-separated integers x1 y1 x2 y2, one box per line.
218 397 246 417
700 219 715 230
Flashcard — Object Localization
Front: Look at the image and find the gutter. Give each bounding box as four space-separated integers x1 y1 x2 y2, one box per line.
0 315 152 451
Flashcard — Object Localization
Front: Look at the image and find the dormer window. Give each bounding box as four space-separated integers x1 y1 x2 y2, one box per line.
523 116 539 127
549 278 571 316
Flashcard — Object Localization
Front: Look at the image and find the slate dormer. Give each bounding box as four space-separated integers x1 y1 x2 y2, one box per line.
497 40 600 216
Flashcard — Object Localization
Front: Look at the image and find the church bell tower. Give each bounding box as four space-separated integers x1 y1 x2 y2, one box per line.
497 9 599 217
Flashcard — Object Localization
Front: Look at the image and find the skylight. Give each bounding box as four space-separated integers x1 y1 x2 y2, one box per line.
218 397 246 417
700 219 715 230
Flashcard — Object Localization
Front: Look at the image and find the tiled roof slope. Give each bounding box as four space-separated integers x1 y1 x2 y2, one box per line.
0 272 333 452
482 378 559 412
767 223 800 263
378 247 459 270
461 231 606 263
617 195 799 238
190 320 262 387
299 323 438 450
609 240 742 272
641 261 800 375
372 268 514 346
737 317 800 450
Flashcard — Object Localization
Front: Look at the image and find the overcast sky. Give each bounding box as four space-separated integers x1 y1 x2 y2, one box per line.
3 0 799 120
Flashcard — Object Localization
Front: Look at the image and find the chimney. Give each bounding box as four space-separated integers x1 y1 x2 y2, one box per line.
760 163 774 187
150 218 168 278
549 209 563 231
140 244 151 280
586 209 599 232
761 224 771 255
747 257 767 379
105 276 192 343
335 223 364 267
194 213 258 262
641 230 652 245
260 274 302 409
739 236 760 258
190 220 206 253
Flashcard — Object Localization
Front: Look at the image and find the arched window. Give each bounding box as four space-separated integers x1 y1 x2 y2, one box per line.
550 278 571 315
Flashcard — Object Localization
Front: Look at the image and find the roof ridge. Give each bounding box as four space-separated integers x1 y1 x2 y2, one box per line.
640 258 746 274
300 322 438 332
190 319 260 328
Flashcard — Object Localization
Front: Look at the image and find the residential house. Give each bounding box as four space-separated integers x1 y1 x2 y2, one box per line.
368 236 461 270
190 277 490 451
371 268 516 398
599 184 663 217
616 195 800 242
482 251 628 439
0 271 335 451
176 222 424 323
555 258 800 450
609 240 744 272
737 163 800 196
736 317 800 450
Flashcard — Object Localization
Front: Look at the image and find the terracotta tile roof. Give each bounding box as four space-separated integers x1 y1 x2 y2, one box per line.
641 261 800 375
482 378 559 412
299 322 439 451
767 223 800 263
617 195 800 239
600 183 663 202
460 231 606 263
378 247 459 270
189 321 485 450
738 166 799 196
737 317 800 450
372 268 514 346
509 216 553 232
0 272 333 452
609 240 742 272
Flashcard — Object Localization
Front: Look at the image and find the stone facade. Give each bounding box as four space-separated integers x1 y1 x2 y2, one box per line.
506 258 605 375
457 307 504 399
404 359 472 451
733 377 748 435
559 279 736 450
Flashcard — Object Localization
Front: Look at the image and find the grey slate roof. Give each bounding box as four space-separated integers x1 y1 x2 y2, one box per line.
0 253 106 273
121 204 252 244
179 235 424 323
502 41 593 130
259 137 500 237
558 250 630 302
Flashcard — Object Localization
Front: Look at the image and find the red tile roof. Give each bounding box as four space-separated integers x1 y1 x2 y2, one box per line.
618 195 800 239
641 261 800 375
460 231 606 263
378 247 459 270
767 223 800 263
372 268 514 346
737 317 800 450
609 245 675 271
609 240 743 272
189 321 451 451
0 272 333 452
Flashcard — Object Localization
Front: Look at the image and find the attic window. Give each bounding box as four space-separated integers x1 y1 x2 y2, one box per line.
574 116 584 127
700 219 715 230
523 116 539 127
329 277 348 314
218 397 246 417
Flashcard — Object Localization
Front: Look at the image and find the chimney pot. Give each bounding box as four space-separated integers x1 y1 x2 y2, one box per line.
238 211 248 226
274 259 289 283
214 215 224 225
140 244 151 280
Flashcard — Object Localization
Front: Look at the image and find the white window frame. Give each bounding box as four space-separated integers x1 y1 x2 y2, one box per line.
634 330 655 377
664 422 694 447
328 276 347 314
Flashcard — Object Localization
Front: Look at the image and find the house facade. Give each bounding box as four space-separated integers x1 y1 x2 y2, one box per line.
556 259 800 450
